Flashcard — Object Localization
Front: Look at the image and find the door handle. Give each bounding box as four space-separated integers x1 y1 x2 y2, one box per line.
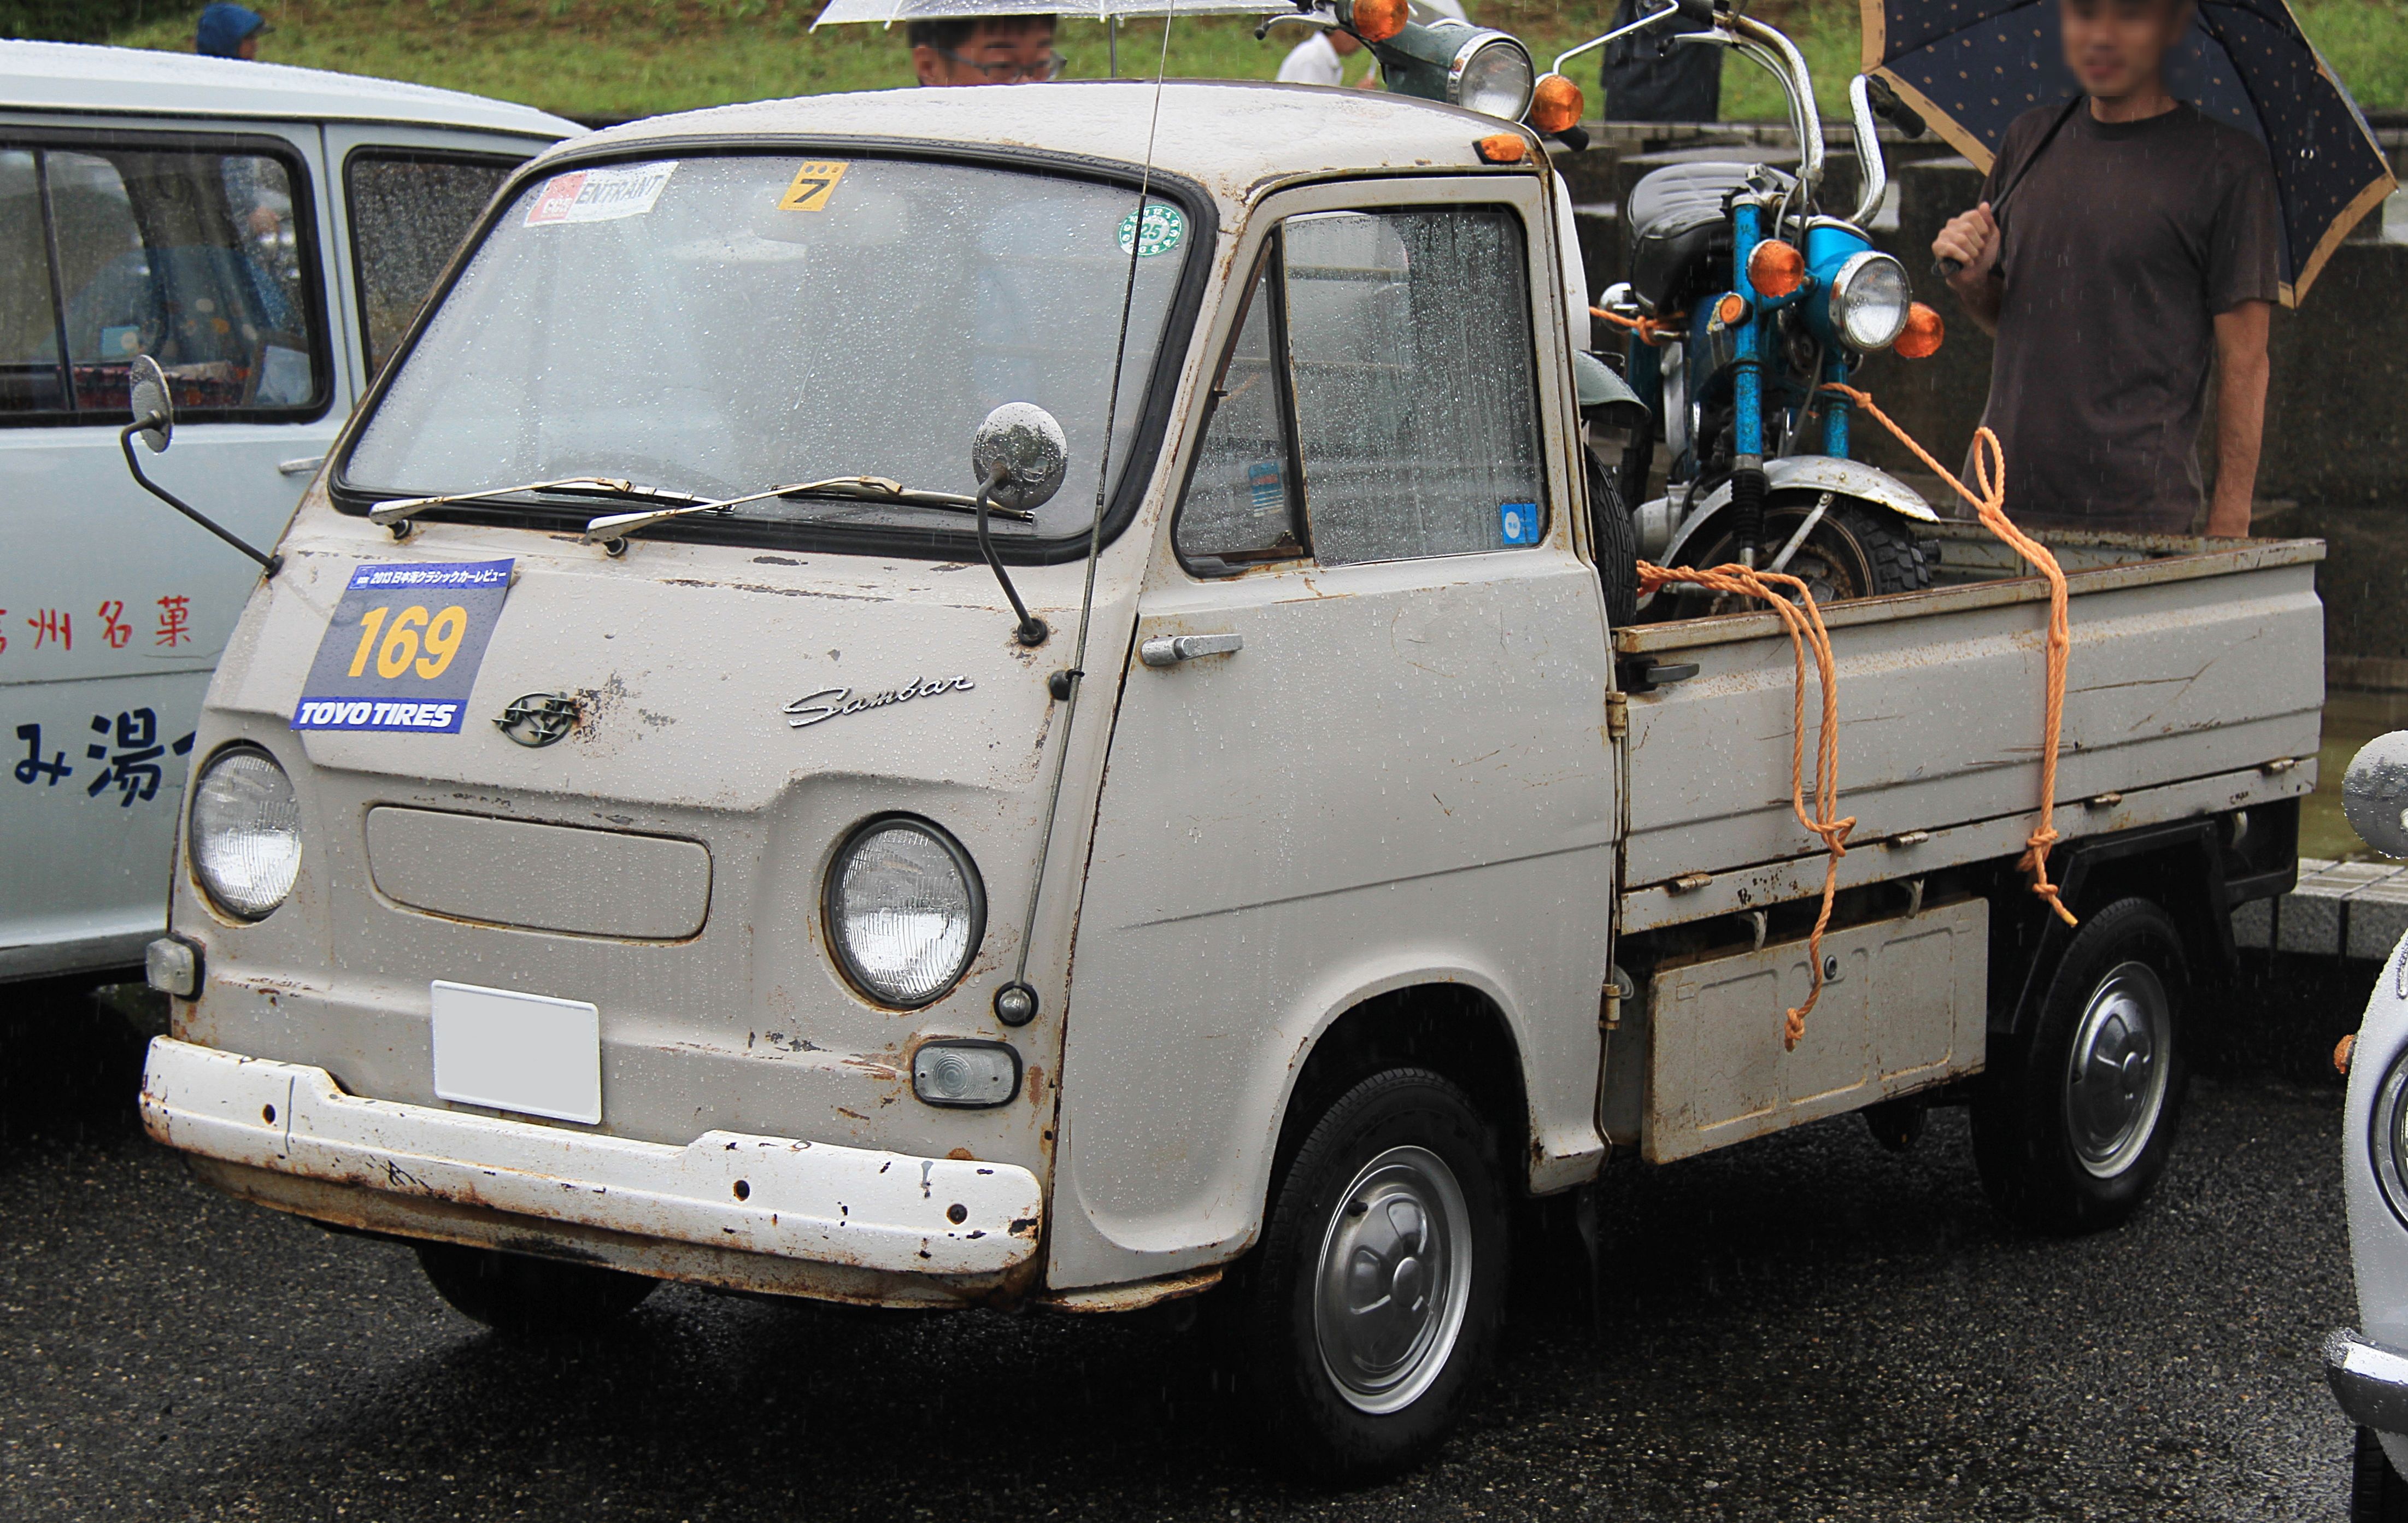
277 456 325 477
1140 632 1243 668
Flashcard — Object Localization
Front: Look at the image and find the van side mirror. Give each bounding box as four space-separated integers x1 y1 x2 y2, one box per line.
130 353 174 454
2345 730 2408 859
971 402 1068 513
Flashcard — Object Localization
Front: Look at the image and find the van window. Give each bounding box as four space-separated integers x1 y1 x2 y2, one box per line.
0 138 327 426
345 151 515 378
0 150 63 413
1281 208 1544 567
1173 252 1307 573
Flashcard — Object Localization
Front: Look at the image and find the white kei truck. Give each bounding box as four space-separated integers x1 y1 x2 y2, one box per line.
130 78 2322 1478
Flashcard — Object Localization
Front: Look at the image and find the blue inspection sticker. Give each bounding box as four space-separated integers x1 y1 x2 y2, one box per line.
291 560 514 734
1246 461 1284 512
1499 502 1541 546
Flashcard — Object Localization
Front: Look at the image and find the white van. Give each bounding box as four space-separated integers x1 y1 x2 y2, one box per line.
0 41 575 986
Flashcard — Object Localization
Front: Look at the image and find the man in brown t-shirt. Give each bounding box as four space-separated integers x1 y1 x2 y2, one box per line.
1932 0 2280 537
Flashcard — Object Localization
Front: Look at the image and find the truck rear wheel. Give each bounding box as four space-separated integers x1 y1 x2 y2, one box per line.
415 1240 657 1339
1972 896 2190 1234
1234 1068 1507 1481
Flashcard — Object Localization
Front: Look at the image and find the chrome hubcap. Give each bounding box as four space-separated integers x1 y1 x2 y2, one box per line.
2064 960 2172 1178
1313 1145 1470 1415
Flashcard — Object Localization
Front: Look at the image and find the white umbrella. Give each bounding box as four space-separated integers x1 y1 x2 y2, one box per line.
813 0 1280 25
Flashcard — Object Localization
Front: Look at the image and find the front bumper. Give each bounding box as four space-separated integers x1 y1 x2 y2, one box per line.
140 1037 1043 1278
2328 1329 2408 1434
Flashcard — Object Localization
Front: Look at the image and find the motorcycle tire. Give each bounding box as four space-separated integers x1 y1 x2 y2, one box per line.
1659 495 1930 618
1588 453 1640 628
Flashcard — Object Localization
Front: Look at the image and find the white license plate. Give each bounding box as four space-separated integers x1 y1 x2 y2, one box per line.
429 980 602 1124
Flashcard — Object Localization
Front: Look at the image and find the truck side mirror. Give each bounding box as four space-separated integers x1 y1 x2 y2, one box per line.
130 353 174 454
971 402 1068 513
2345 730 2408 859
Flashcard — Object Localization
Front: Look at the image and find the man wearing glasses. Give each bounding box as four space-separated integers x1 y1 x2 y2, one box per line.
909 15 1064 85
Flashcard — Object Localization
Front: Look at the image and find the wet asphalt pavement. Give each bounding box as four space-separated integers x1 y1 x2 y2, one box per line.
0 956 2383 1522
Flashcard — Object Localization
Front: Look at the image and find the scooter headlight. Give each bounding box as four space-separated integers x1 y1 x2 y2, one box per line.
189 746 302 921
1448 31 1535 122
2372 1042 2408 1227
825 816 985 1008
1828 251 1912 350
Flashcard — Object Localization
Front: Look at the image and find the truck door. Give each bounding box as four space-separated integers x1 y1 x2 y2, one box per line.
0 121 347 981
1049 180 1619 1286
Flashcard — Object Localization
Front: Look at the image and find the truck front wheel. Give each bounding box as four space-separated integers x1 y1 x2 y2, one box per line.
1973 896 2190 1234
415 1240 657 1339
1234 1068 1507 1480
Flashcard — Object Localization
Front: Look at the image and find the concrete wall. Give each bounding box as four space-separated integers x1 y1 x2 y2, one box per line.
1555 122 2408 682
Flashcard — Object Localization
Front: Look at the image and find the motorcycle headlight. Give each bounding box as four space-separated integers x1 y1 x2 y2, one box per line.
189 746 302 921
1828 251 1912 350
2372 1043 2408 1227
825 816 985 1008
1448 31 1534 122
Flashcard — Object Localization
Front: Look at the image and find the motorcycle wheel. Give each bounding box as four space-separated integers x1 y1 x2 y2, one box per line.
1588 453 1640 628
1657 496 1929 619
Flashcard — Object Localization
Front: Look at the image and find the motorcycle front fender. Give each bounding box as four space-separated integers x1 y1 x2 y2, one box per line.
1647 455 1940 567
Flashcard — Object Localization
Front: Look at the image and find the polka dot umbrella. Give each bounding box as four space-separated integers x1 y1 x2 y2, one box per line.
1863 0 2397 304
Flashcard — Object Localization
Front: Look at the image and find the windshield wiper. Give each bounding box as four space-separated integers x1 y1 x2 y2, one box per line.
368 477 707 528
579 475 1034 547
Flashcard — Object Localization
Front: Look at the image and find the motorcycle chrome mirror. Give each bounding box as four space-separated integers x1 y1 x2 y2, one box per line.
971 402 1069 513
2346 730 2408 859
129 354 173 454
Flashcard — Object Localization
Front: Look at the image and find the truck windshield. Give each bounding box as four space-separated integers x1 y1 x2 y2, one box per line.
339 154 1194 549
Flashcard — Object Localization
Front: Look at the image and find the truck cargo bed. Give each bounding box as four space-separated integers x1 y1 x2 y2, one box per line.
1614 525 2324 933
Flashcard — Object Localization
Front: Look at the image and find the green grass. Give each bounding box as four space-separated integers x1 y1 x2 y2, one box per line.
90 0 2408 125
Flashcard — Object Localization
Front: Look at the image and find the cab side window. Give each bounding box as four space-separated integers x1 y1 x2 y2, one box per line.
1172 204 1546 576
0 138 327 425
345 152 516 378
1173 252 1308 573
1282 208 1544 567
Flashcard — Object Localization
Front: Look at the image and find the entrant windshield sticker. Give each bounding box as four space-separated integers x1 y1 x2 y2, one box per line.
291 561 515 734
1499 502 1540 546
776 161 850 211
1117 202 1185 258
525 163 677 226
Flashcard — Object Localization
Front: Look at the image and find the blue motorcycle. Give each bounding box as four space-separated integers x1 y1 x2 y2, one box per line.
1582 1 1947 615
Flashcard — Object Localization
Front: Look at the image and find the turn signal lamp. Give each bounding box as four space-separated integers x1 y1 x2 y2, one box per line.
1347 0 1407 43
1896 301 1946 360
1747 238 1806 299
1475 132 1529 164
1527 72 1584 135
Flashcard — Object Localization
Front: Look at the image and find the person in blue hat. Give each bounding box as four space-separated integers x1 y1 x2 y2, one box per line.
195 4 269 60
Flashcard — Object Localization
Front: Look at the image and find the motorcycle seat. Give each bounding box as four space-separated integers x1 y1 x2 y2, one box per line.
1626 161 1792 313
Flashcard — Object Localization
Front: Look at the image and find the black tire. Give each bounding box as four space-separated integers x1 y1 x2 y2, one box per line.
1972 896 2190 1234
1588 452 1640 628
1661 495 1930 617
1231 1068 1508 1482
415 1240 657 1339
2357 1427 2408 1522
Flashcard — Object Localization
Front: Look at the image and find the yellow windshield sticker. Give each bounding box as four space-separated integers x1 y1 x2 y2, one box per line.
777 161 850 212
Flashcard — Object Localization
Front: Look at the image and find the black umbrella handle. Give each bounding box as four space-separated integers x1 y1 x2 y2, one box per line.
1934 255 1963 280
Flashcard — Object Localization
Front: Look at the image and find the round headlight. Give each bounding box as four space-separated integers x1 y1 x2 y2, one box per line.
1828 251 1912 350
825 817 985 1008
189 746 301 921
2372 1043 2408 1227
1449 32 1534 122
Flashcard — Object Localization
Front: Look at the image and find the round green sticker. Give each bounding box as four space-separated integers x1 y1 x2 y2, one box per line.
1117 203 1185 258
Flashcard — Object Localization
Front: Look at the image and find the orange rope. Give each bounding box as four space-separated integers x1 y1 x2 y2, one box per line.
1591 304 1684 347
1635 560 1852 1050
1821 383 2078 928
